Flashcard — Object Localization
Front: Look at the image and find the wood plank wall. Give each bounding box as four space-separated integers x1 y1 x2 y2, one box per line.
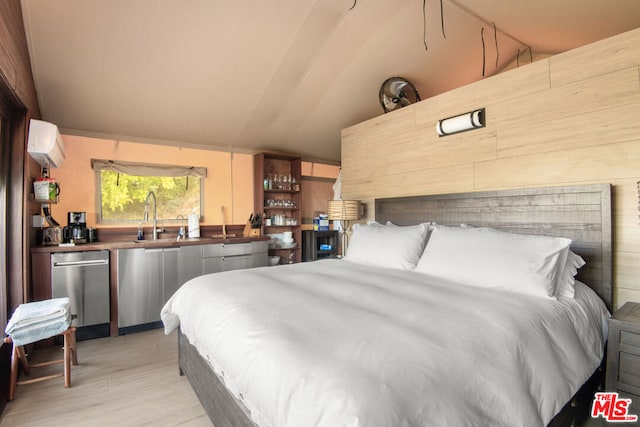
341 28 640 309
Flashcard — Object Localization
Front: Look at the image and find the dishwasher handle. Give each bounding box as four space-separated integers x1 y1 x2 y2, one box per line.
53 259 109 267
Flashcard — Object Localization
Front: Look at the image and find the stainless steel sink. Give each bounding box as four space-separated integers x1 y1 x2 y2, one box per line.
133 238 181 243
133 237 213 244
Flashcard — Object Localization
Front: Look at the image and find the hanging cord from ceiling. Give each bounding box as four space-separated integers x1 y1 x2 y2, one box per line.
446 0 527 47
480 22 501 77
515 46 534 67
492 22 499 67
422 0 447 50
439 0 446 39
446 0 527 75
422 0 428 50
480 27 486 77
351 0 445 51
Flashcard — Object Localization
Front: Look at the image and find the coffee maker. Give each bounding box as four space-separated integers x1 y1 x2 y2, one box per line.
63 211 87 243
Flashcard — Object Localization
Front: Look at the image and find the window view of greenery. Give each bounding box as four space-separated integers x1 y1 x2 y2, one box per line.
100 171 201 222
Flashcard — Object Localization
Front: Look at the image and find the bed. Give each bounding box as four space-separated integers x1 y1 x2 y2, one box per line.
162 184 613 427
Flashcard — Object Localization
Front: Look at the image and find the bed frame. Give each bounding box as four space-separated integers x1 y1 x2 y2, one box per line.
178 183 613 427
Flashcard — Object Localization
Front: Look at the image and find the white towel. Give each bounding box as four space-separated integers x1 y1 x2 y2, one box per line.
5 298 71 346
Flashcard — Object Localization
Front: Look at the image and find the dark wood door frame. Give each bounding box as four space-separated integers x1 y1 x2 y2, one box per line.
0 79 29 412
0 0 43 411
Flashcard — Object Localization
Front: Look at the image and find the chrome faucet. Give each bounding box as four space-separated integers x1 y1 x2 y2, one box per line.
177 226 185 241
176 215 186 241
144 190 158 240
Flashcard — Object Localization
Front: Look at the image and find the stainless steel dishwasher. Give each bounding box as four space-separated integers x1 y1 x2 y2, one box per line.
51 250 110 333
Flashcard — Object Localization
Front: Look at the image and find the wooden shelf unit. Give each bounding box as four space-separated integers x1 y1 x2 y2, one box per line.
254 153 302 264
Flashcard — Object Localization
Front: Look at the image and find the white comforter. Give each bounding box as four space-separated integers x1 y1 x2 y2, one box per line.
161 259 608 427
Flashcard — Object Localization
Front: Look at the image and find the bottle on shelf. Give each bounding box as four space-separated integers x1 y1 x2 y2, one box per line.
254 152 303 263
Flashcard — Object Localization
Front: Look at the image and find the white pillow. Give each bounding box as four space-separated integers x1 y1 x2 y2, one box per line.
386 220 433 229
557 251 586 299
414 225 572 299
345 222 430 270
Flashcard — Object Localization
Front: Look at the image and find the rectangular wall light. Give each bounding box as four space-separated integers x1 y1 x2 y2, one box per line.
436 108 486 137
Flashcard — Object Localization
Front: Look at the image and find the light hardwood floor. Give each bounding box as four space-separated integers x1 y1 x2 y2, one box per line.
0 328 212 426
0 328 614 427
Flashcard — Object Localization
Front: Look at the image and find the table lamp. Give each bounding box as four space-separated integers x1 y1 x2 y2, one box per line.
327 200 361 256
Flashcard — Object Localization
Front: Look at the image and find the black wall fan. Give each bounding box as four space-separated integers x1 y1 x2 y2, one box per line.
379 77 421 113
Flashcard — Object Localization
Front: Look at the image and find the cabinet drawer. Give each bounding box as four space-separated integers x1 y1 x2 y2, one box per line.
619 351 640 386
221 241 267 256
202 244 224 258
622 331 640 348
223 243 253 256
203 242 267 258
251 241 268 254
222 254 253 271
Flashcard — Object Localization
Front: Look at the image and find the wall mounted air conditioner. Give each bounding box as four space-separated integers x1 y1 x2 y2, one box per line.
27 119 66 169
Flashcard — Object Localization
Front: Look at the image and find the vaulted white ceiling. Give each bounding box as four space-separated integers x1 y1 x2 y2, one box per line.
20 0 640 163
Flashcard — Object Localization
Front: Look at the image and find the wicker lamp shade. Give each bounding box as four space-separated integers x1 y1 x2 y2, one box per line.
327 200 361 221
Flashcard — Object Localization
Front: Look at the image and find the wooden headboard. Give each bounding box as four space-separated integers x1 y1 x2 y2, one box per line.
375 184 613 310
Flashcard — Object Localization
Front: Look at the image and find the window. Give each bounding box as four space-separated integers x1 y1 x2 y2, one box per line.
93 160 206 223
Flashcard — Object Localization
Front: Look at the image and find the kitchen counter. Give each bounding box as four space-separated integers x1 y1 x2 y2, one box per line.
31 236 270 253
31 234 270 337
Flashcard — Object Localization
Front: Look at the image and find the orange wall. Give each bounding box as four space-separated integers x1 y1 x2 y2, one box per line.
48 135 254 226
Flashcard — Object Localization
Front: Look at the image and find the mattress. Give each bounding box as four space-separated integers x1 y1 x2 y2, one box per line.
161 259 609 427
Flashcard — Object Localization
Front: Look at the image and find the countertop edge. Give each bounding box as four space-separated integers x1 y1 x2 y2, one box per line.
31 236 271 253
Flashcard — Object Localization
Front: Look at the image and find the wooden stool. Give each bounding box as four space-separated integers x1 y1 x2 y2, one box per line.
3 326 78 401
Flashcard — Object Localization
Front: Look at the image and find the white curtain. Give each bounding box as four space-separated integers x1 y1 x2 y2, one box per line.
91 159 207 178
